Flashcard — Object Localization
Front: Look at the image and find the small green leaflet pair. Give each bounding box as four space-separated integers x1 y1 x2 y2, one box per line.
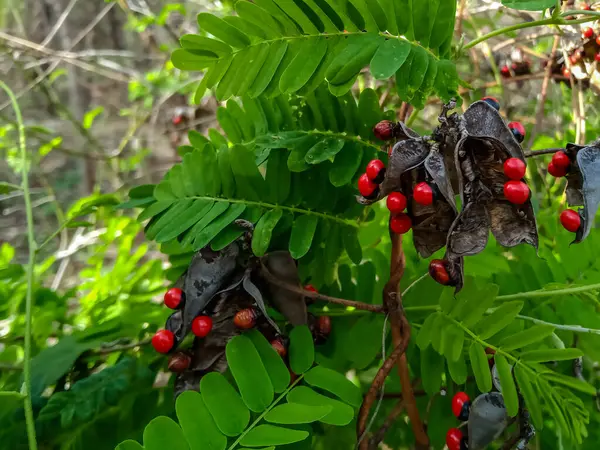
115 327 362 450
417 277 592 444
171 0 460 107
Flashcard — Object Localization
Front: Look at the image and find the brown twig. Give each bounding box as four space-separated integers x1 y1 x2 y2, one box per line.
369 400 405 449
386 234 429 449
526 35 560 149
260 271 385 313
524 147 565 157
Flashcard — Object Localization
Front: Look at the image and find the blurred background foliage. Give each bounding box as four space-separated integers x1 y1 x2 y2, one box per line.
2 0 600 449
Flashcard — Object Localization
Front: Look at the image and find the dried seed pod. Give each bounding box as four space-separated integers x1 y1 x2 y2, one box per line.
467 393 508 450
563 142 600 242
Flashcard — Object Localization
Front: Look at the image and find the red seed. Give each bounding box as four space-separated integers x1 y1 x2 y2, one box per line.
271 338 287 357
168 352 191 373
503 158 526 180
390 213 412 235
304 284 317 293
508 121 526 143
373 120 394 141
429 259 451 285
358 173 377 197
595 53 600 62
560 209 582 233
581 3 592 11
548 161 568 177
152 329 175 354
596 36 600 46
504 181 530 205
481 96 500 111
386 192 408 214
366 159 386 183
446 428 463 450
500 65 511 77
583 27 595 39
413 182 434 206
191 316 213 337
164 287 184 309
234 308 257 329
452 392 470 419
317 316 332 336
172 115 183 126
570 54 580 65
552 151 571 169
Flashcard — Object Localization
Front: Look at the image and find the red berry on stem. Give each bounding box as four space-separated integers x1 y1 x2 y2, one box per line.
482 96 500 111
387 192 408 214
548 161 568 178
366 159 386 183
503 158 526 180
234 308 257 329
358 173 377 198
414 182 434 206
560 209 582 233
452 392 471 421
168 352 191 373
583 27 595 39
271 338 287 357
504 181 530 205
373 120 394 141
390 213 412 235
305 284 317 293
508 121 526 143
164 287 184 309
152 329 174 354
552 151 571 169
191 316 213 337
429 259 451 286
446 428 463 450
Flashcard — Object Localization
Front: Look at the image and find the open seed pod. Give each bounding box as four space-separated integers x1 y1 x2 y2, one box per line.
564 141 600 242
445 101 538 290
467 392 509 450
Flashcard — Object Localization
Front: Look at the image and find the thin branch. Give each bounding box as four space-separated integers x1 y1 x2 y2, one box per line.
90 339 152 355
498 283 600 300
369 400 405 450
516 315 600 335
42 0 80 47
526 35 560 149
0 81 38 450
524 148 564 157
259 271 385 313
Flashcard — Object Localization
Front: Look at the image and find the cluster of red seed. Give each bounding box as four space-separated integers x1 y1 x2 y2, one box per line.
446 391 471 450
152 284 330 370
547 151 583 233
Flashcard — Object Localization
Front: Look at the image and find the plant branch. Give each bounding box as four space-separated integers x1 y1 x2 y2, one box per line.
260 271 384 313
498 283 600 301
524 148 565 157
464 9 600 51
0 81 38 450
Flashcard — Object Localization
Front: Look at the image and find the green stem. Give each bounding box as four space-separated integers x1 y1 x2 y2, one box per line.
227 374 305 450
464 13 599 50
0 81 38 450
190 195 359 228
497 283 600 301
